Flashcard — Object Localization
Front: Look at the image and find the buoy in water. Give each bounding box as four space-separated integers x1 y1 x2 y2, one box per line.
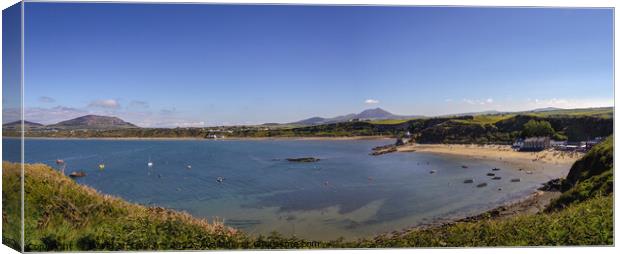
98 164 105 170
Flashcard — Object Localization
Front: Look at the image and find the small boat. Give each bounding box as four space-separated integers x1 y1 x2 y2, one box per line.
511 178 521 182
492 176 502 180
461 165 468 169
492 168 501 171
147 156 154 167
463 179 474 183
525 171 533 174
55 159 65 165
69 171 86 178
429 170 437 174
216 177 225 183
98 164 105 170
487 173 495 176
476 182 488 188
186 165 192 169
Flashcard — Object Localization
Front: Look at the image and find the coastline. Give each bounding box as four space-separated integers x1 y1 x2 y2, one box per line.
7 135 393 141
397 143 582 165
3 139 579 242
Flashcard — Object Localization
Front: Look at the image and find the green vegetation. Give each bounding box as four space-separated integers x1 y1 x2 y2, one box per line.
370 118 421 125
3 107 613 144
547 136 613 211
452 114 514 125
528 107 613 119
349 195 612 247
2 162 246 251
521 120 555 138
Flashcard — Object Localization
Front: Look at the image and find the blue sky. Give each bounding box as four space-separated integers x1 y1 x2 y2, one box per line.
15 3 614 127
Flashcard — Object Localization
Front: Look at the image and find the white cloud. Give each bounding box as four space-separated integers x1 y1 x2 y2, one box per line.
364 99 380 104
89 99 120 109
463 98 493 105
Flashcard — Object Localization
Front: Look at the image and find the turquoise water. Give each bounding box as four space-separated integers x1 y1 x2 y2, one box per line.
3 138 568 240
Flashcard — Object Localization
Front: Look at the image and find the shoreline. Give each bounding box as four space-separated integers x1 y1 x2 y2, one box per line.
4 135 394 141
2 140 577 242
397 143 582 165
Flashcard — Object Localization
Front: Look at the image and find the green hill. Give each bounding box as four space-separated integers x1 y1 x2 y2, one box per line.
2 162 246 251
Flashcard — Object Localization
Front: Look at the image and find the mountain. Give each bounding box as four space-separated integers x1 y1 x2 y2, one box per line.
529 107 564 112
47 115 137 129
290 108 421 126
2 120 44 129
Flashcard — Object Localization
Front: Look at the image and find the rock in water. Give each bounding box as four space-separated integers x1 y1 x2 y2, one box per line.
286 157 320 163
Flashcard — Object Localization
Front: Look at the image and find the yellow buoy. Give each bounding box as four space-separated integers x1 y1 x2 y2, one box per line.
98 164 105 170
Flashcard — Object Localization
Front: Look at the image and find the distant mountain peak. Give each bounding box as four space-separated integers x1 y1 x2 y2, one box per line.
289 108 420 126
2 120 44 129
48 115 137 129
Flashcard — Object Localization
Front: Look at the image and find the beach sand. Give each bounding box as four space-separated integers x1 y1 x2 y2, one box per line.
397 143 582 166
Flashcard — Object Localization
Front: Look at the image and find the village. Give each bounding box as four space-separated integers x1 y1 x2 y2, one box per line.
512 136 605 152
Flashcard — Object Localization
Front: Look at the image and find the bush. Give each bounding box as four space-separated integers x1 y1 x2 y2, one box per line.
522 120 555 137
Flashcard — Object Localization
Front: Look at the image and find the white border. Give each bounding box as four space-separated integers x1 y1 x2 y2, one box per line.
0 1 618 254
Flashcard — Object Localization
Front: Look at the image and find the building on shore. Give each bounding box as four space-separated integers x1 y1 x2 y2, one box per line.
519 136 551 151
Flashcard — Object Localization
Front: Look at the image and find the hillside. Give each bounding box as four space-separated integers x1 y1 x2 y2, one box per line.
2 162 245 251
46 115 137 129
291 108 421 126
546 136 614 211
2 120 44 130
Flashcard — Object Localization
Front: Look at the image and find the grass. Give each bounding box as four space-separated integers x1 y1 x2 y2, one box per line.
349 195 613 247
370 118 421 125
452 114 515 125
2 162 246 251
526 107 613 119
546 136 613 211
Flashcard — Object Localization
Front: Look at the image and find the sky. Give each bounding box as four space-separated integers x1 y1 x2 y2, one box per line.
7 3 614 127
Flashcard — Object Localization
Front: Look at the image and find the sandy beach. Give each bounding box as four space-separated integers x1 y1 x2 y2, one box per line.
398 143 582 166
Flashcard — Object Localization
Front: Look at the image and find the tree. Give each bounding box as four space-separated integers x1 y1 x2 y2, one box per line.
522 120 555 137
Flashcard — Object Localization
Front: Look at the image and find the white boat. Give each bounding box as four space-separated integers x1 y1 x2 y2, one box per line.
147 156 153 167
